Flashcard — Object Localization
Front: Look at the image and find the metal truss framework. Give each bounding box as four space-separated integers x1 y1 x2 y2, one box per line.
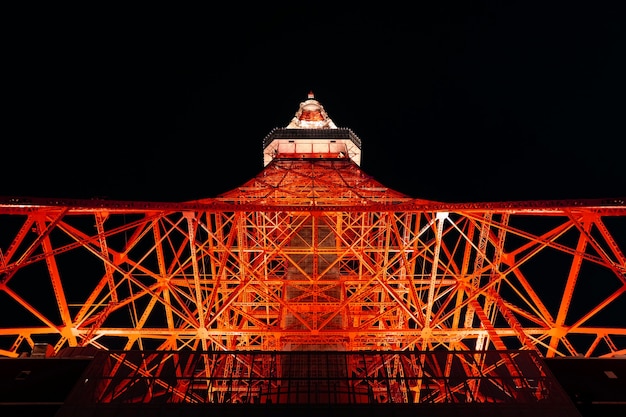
1 159 625 360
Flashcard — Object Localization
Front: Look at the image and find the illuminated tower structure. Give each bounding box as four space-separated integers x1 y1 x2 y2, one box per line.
1 92 625 415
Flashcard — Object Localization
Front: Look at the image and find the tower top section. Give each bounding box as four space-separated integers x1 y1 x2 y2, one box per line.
262 92 362 166
286 90 338 129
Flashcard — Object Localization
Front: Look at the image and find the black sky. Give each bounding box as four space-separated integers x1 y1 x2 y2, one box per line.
4 3 625 203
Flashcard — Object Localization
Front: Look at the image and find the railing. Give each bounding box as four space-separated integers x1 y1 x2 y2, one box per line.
62 349 573 406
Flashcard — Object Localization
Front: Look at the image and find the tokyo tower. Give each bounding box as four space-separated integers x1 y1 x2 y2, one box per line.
1 92 625 414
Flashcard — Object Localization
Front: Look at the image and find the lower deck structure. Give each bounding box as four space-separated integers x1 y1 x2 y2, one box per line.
2 348 595 417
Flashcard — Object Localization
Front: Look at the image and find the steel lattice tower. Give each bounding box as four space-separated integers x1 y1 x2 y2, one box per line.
1 93 625 411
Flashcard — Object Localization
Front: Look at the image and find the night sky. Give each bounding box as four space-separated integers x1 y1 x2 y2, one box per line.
4 3 625 203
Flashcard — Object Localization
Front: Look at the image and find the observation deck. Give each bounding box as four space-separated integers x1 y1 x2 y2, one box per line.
262 92 362 166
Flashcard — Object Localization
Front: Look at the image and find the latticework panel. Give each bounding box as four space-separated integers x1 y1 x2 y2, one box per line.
59 350 573 406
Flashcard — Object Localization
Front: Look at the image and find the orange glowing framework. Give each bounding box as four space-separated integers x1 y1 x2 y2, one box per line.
0 92 625 361
0 93 626 357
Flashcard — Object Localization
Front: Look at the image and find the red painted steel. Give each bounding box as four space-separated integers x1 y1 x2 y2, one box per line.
0 95 625 407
